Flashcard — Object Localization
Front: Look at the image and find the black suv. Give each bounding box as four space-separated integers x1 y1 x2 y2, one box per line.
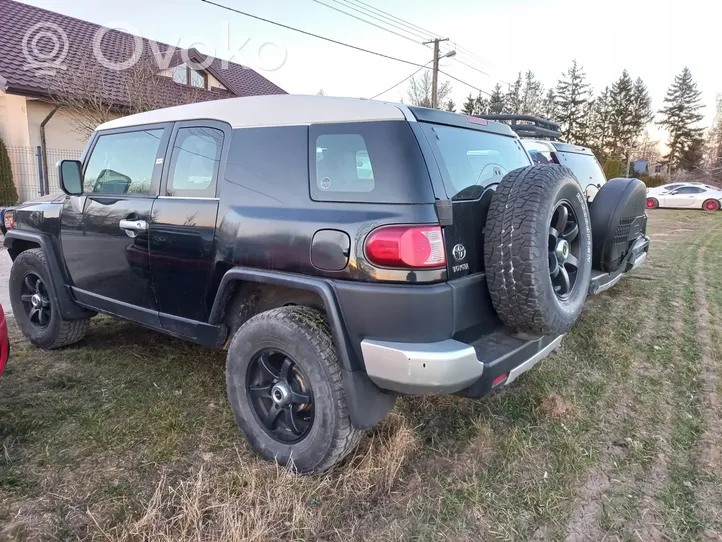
2 96 650 472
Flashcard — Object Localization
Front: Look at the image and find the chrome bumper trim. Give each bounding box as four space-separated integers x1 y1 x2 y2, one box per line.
506 334 564 384
360 338 483 394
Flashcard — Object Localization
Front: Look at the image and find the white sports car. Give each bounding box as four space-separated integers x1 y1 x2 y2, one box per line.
646 185 722 211
646 182 705 196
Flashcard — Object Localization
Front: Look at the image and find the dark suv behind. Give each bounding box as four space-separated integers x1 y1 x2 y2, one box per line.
2 96 649 472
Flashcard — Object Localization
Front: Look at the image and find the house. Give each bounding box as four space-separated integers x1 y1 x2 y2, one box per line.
0 0 286 201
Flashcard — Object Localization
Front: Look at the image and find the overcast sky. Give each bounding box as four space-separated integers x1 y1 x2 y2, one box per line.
20 0 722 140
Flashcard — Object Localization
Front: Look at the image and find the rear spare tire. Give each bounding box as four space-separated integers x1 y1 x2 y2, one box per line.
484 165 592 335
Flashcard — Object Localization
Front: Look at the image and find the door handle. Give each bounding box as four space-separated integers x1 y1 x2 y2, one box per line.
119 219 148 231
119 219 148 238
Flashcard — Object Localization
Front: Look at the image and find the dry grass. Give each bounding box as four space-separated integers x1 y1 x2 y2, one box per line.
106 412 416 542
2 210 722 541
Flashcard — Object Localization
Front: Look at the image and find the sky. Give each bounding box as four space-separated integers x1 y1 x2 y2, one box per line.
19 0 722 142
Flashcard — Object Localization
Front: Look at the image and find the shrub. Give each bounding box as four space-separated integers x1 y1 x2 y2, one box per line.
603 158 624 179
0 136 18 206
638 175 667 188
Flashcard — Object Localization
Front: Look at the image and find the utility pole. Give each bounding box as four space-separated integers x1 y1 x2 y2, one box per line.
423 38 449 109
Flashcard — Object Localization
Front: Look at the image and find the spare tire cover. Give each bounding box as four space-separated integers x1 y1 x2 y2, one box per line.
484 165 592 336
589 178 647 273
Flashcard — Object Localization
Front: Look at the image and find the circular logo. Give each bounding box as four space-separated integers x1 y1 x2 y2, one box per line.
22 22 69 75
452 244 466 262
320 177 331 190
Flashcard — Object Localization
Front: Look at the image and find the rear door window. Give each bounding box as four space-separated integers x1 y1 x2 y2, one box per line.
166 127 224 197
309 121 434 204
420 123 531 200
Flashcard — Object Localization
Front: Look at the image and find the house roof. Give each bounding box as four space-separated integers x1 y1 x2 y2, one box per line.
98 95 407 131
0 0 286 107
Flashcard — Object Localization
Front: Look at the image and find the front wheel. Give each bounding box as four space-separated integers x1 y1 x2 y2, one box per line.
646 197 659 209
703 199 720 212
9 249 90 349
225 306 362 473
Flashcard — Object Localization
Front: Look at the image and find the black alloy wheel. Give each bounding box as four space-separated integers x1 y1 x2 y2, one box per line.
20 272 52 329
247 350 314 444
548 200 582 300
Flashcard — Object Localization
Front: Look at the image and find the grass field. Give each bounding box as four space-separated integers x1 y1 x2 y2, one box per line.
1 210 721 541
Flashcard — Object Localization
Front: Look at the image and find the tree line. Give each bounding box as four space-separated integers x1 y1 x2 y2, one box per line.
419 61 718 175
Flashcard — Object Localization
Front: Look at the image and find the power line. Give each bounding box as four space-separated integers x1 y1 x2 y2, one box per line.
438 68 490 97
323 0 432 42
200 0 428 69
347 0 443 40
345 0 510 86
311 0 424 46
200 0 490 98
369 63 431 99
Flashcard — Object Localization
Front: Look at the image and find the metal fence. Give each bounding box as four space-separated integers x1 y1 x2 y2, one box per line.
6 146 83 203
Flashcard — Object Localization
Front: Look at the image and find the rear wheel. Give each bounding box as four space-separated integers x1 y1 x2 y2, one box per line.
484 165 593 335
646 197 659 209
9 249 90 349
703 199 720 211
225 306 362 473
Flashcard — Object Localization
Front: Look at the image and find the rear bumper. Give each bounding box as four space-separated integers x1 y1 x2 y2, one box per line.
361 332 563 396
589 234 650 295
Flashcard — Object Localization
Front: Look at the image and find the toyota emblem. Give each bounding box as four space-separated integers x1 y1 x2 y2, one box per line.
452 244 466 262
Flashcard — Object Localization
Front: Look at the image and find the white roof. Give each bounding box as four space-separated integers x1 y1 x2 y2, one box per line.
98 95 407 131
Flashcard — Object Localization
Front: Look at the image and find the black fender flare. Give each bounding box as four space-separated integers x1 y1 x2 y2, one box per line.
209 268 397 430
4 230 94 320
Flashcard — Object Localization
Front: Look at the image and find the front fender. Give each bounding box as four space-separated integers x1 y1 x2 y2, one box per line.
4 230 94 320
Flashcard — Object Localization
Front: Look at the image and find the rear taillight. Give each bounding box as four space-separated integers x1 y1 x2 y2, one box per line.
365 225 446 269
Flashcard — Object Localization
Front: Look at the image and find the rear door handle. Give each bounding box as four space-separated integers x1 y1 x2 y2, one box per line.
119 219 148 231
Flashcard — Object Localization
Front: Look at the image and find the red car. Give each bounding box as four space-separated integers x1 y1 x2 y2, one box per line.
0 304 8 376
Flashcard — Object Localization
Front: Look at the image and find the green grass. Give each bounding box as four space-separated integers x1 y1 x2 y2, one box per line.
1 211 722 541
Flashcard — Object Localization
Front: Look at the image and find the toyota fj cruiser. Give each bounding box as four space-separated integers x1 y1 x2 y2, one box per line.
2 96 650 472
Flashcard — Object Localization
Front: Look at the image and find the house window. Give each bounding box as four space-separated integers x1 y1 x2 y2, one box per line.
171 63 207 89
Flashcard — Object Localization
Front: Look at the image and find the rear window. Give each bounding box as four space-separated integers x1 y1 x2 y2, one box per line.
420 123 531 200
309 121 434 204
555 151 606 189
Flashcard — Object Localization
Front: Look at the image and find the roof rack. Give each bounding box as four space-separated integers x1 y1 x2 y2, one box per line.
476 114 562 140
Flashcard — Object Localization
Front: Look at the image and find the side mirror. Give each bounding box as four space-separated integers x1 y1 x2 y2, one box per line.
58 160 83 196
669 189 679 195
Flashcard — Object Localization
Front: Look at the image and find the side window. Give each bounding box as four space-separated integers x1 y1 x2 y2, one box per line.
84 129 164 194
166 127 224 197
315 133 374 193
676 186 703 194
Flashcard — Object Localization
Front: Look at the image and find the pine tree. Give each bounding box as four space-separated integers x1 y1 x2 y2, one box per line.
446 99 456 113
474 93 489 115
505 73 523 114
520 71 544 116
542 89 558 122
461 93 476 115
657 67 705 172
608 70 635 157
589 87 614 157
680 137 706 171
0 136 18 207
488 84 505 114
555 60 591 144
630 78 653 142
579 93 596 147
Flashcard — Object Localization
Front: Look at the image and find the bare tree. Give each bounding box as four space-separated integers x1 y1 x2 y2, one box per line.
48 41 206 139
406 70 451 109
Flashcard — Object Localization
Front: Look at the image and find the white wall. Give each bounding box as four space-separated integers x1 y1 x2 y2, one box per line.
25 100 90 151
